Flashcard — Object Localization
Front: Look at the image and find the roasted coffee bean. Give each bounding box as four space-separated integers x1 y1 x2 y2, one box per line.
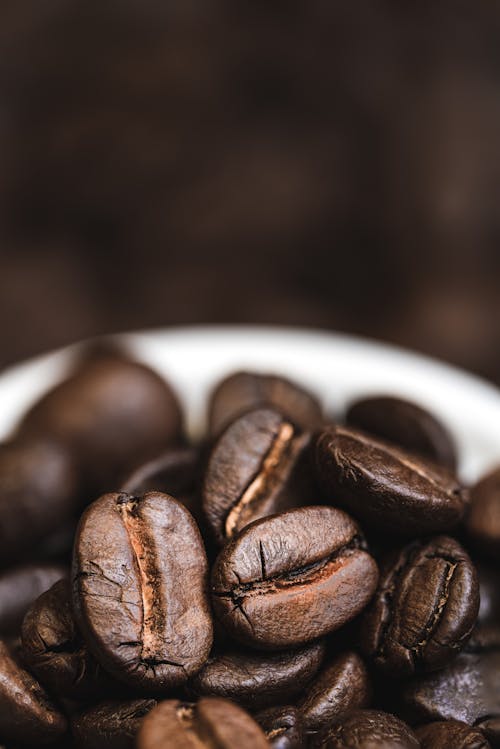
0 639 67 744
188 639 326 710
298 651 371 733
21 579 114 700
121 447 204 529
72 491 213 691
0 562 65 634
256 706 304 749
315 426 468 536
72 698 157 749
311 709 419 748
21 351 183 492
360 536 479 676
467 467 500 561
203 408 312 545
401 626 500 726
477 563 500 626
208 370 323 435
0 437 77 563
137 697 269 748
345 395 457 470
211 506 378 649
416 720 491 749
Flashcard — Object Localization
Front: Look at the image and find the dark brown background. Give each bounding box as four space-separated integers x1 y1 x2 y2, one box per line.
1 2 499 381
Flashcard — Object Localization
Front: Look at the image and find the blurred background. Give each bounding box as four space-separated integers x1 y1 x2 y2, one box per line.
1 1 499 382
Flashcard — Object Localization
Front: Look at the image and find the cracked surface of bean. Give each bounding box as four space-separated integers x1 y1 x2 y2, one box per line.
72 491 213 691
211 506 379 649
360 536 479 677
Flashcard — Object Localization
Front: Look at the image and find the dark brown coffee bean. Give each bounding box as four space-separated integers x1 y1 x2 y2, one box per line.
256 706 304 749
298 651 371 733
416 720 491 749
21 579 114 700
401 626 500 726
208 370 323 436
211 506 378 649
0 563 65 634
315 426 468 536
477 563 500 627
72 491 213 691
121 446 204 529
188 639 326 710
72 698 157 749
0 437 78 563
312 709 419 748
467 467 500 561
345 395 457 470
137 697 269 748
360 536 479 676
21 351 183 492
0 639 67 744
203 408 312 546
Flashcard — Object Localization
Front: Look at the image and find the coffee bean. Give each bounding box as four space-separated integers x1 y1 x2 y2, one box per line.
345 395 457 470
256 706 304 749
211 506 378 649
467 467 500 561
298 651 371 733
478 717 500 748
21 579 114 700
0 562 65 634
0 437 78 563
208 370 323 436
137 697 269 749
401 626 500 726
477 562 500 626
188 639 326 710
21 351 183 492
121 446 204 528
72 698 157 749
315 426 468 536
416 720 491 749
72 491 213 691
360 536 479 676
0 639 67 745
203 408 313 545
311 709 419 748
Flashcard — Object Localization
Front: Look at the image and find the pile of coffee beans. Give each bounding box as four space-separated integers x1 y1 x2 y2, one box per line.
0 346 498 748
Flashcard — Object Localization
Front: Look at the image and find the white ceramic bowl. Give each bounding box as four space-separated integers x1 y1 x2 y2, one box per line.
0 325 499 482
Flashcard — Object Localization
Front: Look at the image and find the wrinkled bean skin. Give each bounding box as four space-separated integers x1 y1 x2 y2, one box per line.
208 370 323 436
416 720 491 749
0 639 67 745
315 426 468 536
0 562 65 634
256 706 305 749
345 395 457 470
401 626 500 726
298 651 371 733
188 639 326 710
72 491 213 691
203 408 312 546
311 709 419 748
20 351 183 492
360 536 479 677
137 697 269 749
0 437 78 563
211 506 378 649
467 467 500 561
21 579 114 700
72 698 157 749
